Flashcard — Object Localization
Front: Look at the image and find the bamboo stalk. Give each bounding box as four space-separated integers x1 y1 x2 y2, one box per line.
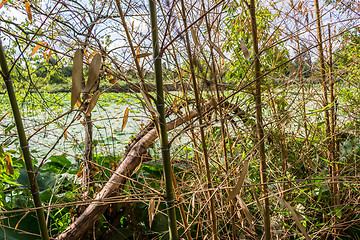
0 41 50 240
148 0 179 239
248 1 271 239
314 0 331 161
179 0 218 238
328 23 340 235
82 114 93 198
199 0 236 236
314 0 334 233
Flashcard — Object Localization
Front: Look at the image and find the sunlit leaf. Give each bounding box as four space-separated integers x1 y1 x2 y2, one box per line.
85 90 101 116
25 1 32 23
30 41 45 56
0 0 7 9
121 107 129 132
84 53 101 93
71 49 83 109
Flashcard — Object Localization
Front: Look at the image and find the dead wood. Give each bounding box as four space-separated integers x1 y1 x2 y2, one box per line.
55 99 216 240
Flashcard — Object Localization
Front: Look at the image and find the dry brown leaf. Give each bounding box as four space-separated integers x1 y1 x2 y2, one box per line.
121 107 129 132
131 154 143 176
25 1 32 23
140 89 158 117
136 45 141 63
89 50 100 60
148 198 156 229
64 128 68 140
85 90 101 116
135 53 152 59
236 195 254 231
240 39 251 60
0 112 9 122
30 41 45 56
15 212 28 230
84 53 102 93
5 154 14 175
71 49 83 109
191 27 200 46
108 78 116 84
0 0 7 9
173 96 178 113
131 21 134 34
83 48 89 64
209 41 228 60
226 160 249 203
271 191 310 240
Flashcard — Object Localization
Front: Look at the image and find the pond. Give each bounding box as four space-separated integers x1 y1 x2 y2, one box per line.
0 92 150 165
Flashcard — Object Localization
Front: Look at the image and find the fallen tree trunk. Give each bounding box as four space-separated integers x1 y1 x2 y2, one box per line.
56 99 216 239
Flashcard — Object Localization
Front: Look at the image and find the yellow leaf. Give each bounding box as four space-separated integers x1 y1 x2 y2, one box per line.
136 46 141 63
64 128 68 140
173 96 178 113
46 49 52 61
25 1 32 23
0 0 7 9
84 48 89 64
5 154 14 175
30 41 45 56
89 50 100 59
121 107 129 132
